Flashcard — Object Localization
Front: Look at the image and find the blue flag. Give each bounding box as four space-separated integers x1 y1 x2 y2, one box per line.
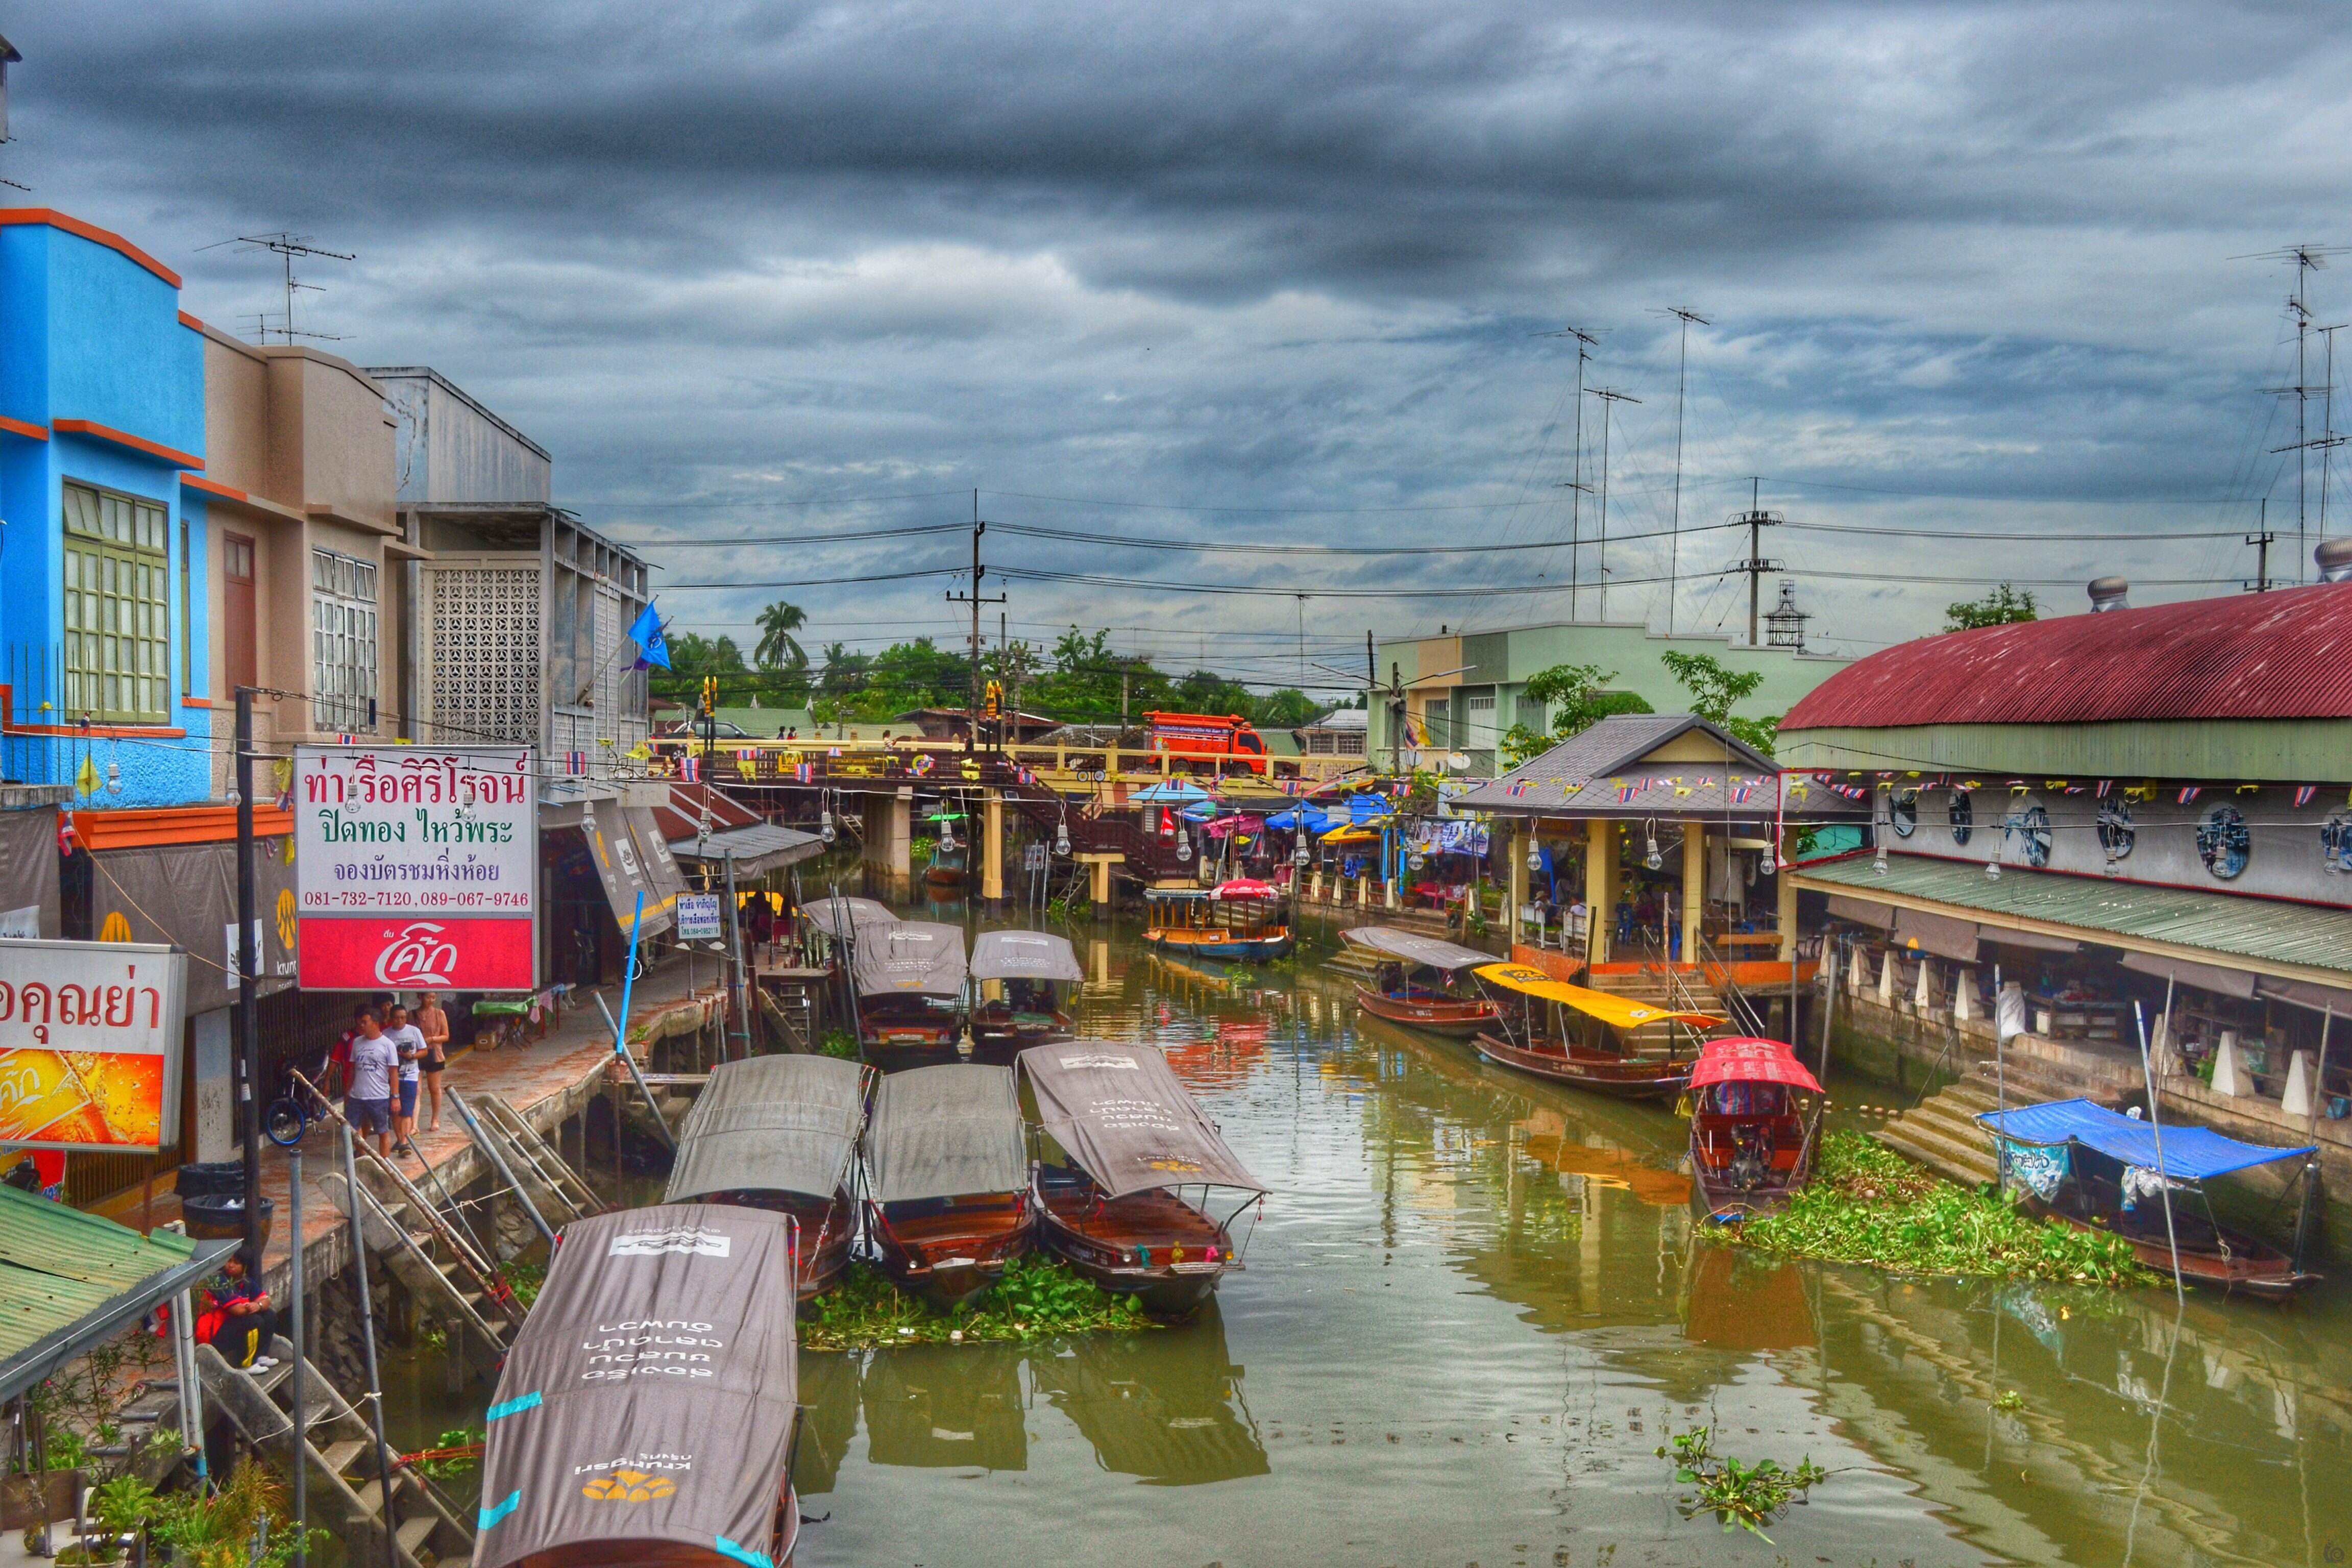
627 604 670 669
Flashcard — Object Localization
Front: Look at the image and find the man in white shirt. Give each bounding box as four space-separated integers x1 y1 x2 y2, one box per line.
385 1003 429 1158
343 1011 401 1158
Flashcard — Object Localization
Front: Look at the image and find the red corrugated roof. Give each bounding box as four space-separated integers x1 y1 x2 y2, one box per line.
1782 583 2352 729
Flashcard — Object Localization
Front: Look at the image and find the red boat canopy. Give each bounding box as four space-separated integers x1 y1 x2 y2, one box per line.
1210 878 1282 901
1690 1038 1822 1093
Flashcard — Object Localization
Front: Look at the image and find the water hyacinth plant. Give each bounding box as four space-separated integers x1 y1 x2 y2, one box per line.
1718 1132 2154 1287
1657 1427 1828 1542
802 1256 1154 1350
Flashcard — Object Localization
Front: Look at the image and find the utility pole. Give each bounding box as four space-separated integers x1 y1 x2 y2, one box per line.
1734 477 1784 645
1536 325 1600 619
1389 662 1405 777
1587 387 1640 623
1659 306 1709 632
2249 497 2276 592
234 687 260 1275
945 490 1003 754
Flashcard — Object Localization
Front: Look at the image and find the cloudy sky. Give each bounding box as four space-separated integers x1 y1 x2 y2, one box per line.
10 2 2349 692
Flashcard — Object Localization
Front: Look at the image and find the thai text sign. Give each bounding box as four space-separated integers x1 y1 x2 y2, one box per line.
295 745 538 991
0 940 186 1151
676 893 722 942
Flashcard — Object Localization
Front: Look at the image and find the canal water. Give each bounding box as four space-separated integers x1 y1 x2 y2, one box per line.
381 910 2352 1567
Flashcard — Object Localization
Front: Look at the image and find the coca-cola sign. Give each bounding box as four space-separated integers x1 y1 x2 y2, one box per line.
296 744 538 992
0 940 186 1152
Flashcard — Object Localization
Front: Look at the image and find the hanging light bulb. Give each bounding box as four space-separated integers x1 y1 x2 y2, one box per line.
225 785 241 807
1526 838 1542 873
1292 840 1311 868
104 760 122 795
1054 822 1072 857
1643 825 1662 872
1175 829 1193 863
1985 856 2002 881
1757 843 1777 876
1872 847 1889 875
819 805 837 845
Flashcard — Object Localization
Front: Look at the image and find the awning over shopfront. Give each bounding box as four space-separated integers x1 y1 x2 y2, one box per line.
87 837 296 1013
576 799 687 939
0 808 59 938
668 822 823 880
0 1185 233 1403
1793 852 2352 988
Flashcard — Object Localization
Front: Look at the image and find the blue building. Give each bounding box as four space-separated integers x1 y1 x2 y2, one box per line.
0 209 213 807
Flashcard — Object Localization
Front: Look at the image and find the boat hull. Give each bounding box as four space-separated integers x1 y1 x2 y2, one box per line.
1353 983 1497 1037
695 1189 855 1298
1471 1031 1690 1099
867 1201 1035 1310
1142 927 1293 963
2041 1205 2320 1300
1036 1179 1240 1317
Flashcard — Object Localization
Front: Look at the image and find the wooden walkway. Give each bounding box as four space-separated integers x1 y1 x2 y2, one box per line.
92 953 728 1296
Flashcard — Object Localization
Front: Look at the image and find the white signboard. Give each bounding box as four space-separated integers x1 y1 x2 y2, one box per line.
295 745 539 991
676 894 723 942
0 939 187 1150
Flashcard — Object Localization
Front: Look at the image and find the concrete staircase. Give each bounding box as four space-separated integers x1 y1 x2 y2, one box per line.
1585 963 1729 1051
1870 1049 2128 1188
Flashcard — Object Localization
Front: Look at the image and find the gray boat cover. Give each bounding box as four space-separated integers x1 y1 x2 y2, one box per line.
472 1203 798 1568
1341 926 1495 973
865 1063 1030 1205
852 920 969 998
1017 1041 1264 1199
802 895 898 941
970 929 1084 984
666 1054 866 1203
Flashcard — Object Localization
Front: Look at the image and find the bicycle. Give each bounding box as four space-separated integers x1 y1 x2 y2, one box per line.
469 997 534 1051
264 1059 334 1147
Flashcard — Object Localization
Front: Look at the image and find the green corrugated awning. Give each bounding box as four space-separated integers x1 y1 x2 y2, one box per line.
1792 852 2352 987
0 1185 233 1403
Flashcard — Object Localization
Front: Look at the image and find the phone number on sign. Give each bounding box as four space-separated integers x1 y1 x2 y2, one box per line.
302 891 531 910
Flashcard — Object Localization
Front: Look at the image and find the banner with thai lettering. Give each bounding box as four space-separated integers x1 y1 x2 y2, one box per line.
294 745 538 991
0 940 186 1150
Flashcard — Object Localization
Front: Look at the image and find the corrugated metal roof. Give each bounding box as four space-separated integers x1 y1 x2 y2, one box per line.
1451 713 1858 820
1795 852 2352 979
1782 583 2352 730
0 1184 223 1400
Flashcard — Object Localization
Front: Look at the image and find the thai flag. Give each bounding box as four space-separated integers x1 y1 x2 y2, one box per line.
566 751 587 775
1731 781 1755 804
2177 785 2199 804
1614 781 1638 803
2096 779 2111 797
796 762 814 783
680 755 701 782
2297 785 2317 807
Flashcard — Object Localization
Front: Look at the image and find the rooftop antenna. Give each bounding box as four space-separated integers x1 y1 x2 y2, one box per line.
0 32 29 189
2245 245 2348 581
1535 324 1602 620
1587 387 1641 623
202 232 355 344
1655 306 1710 632
1733 477 1785 646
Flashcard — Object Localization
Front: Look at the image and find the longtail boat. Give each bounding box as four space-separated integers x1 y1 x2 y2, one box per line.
1141 881 1292 963
1687 1037 1822 1220
1977 1098 2321 1300
853 920 968 1059
1469 962 1721 1099
1018 1041 1266 1317
665 1054 868 1298
473 1203 803 1568
862 1063 1034 1309
969 929 1082 1057
1340 926 1500 1036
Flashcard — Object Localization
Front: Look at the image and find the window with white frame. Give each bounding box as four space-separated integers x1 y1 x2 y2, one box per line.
312 548 379 732
1465 691 1496 741
62 482 171 723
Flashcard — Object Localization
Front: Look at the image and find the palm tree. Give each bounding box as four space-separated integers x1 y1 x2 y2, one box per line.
754 600 808 673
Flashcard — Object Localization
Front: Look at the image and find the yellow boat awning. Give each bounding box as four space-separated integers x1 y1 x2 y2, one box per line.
1474 964 1722 1030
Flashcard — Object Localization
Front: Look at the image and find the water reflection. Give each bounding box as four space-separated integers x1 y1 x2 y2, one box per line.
1032 1315 1269 1486
862 1343 1027 1472
1681 1247 1816 1352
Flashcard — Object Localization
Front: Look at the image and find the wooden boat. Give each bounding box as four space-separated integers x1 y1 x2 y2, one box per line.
473 1204 804 1568
1687 1037 1822 1220
1019 1041 1266 1317
1141 881 1292 963
1341 926 1499 1037
666 1054 869 1298
1977 1097 2321 1301
853 920 968 1058
1469 962 1721 1100
863 1064 1033 1309
968 929 1082 1056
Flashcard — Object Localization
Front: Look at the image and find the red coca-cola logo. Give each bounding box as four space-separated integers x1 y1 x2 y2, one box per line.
299 916 534 992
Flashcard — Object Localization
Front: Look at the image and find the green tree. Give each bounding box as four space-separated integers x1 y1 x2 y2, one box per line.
1256 688 1321 728
1944 583 2038 631
1660 650 1780 757
1500 663 1655 768
753 600 809 672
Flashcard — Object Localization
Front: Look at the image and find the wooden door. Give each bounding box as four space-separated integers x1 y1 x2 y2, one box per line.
224 533 257 692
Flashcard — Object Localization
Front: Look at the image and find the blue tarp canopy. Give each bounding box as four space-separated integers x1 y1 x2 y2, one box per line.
1133 780 1211 803
1264 805 1327 832
1976 1098 2314 1181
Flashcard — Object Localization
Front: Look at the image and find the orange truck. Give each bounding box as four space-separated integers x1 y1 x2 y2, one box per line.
1145 712 1270 775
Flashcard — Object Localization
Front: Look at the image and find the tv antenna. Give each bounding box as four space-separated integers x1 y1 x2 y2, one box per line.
1535 324 1603 621
1652 306 1710 632
2244 245 2349 580
203 232 355 344
1587 387 1641 623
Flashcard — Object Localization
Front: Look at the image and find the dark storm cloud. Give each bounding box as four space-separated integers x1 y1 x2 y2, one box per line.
6 1 2349 663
